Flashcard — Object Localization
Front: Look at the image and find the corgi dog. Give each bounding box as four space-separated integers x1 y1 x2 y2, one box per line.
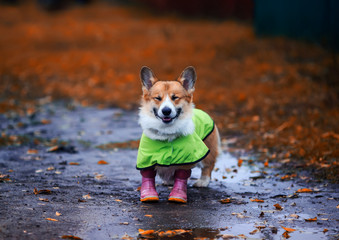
137 66 220 203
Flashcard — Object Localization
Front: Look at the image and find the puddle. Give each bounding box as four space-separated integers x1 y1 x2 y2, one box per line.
191 152 262 184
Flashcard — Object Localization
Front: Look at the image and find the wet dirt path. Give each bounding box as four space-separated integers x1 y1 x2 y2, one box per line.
0 103 338 240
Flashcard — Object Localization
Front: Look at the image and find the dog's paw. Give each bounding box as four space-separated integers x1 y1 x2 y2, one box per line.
193 176 210 187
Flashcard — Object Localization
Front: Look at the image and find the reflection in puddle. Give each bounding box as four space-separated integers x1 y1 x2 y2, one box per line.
191 152 262 184
136 225 328 240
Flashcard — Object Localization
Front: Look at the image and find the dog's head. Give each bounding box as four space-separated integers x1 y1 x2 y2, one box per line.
139 66 196 140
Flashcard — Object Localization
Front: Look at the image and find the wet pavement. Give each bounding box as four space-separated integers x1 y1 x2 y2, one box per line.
0 102 338 240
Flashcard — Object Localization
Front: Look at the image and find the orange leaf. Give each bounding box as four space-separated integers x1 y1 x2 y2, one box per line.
144 214 153 218
69 162 79 165
296 188 313 193
282 231 290 239
41 119 51 125
274 203 283 210
138 229 155 235
264 159 269 167
305 217 317 222
97 160 108 165
220 198 231 204
323 229 328 233
47 146 59 152
27 149 38 154
237 159 243 167
46 218 58 222
251 198 264 203
281 226 296 232
61 235 82 240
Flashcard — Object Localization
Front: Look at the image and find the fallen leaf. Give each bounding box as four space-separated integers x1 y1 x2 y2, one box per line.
321 131 339 141
237 159 243 167
61 235 82 240
114 199 122 202
296 188 313 193
290 214 299 219
249 229 258 235
336 204 339 209
220 198 231 204
323 229 328 233
120 222 129 225
274 203 283 210
46 218 58 222
34 188 52 195
27 149 38 154
41 119 51 125
69 162 80 165
47 146 59 152
305 217 317 222
281 226 296 232
219 234 238 239
56 211 62 216
231 212 247 218
282 231 290 239
251 198 264 203
46 166 55 171
138 229 155 236
264 159 269 167
144 214 153 218
97 160 108 165
39 197 49 202
94 174 105 180
82 194 92 199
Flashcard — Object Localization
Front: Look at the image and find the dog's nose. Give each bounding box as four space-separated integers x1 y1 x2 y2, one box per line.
162 107 172 116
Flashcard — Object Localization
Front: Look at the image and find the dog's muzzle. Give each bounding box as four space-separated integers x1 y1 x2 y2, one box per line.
153 108 182 124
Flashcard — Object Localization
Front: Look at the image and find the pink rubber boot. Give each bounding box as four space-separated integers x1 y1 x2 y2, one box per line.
168 169 191 203
140 169 159 202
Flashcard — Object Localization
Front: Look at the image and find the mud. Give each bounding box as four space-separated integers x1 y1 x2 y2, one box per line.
0 102 338 240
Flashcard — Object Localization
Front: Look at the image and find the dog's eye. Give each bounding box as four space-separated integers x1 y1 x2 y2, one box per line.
154 96 162 101
171 95 179 101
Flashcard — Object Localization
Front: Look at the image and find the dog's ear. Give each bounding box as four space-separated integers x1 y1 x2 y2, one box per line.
178 66 196 92
140 66 157 90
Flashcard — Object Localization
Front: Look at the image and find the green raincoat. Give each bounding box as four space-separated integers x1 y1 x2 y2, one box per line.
136 109 214 170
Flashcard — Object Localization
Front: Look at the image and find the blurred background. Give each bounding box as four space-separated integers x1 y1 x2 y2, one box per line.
0 0 338 179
